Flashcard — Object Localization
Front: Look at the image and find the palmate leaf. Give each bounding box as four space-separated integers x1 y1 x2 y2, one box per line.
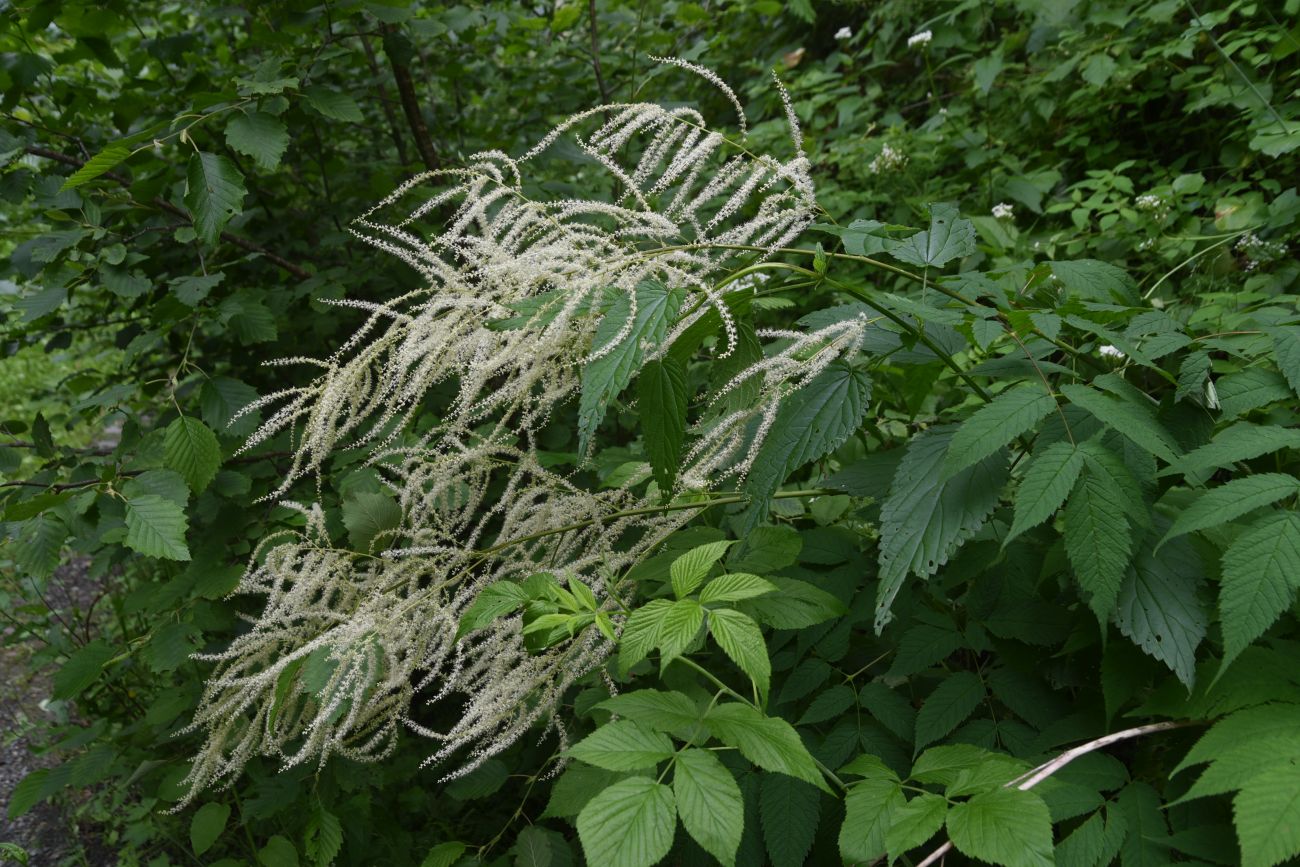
875 426 1009 632
739 361 872 533
184 151 246 244
576 777 676 867
1160 474 1300 548
948 787 1055 867
1007 440 1084 542
674 748 743 867
759 773 821 867
943 385 1057 478
887 203 976 268
1218 511 1300 672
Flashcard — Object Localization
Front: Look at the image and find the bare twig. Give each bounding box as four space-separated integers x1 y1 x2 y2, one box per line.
381 25 440 172
359 32 413 167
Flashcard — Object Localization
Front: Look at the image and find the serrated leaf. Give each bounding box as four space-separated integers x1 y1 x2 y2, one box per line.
61 142 130 190
200 376 259 438
190 802 231 857
944 386 1056 477
184 152 246 245
727 525 802 572
1114 528 1206 688
258 835 299 867
420 842 468 867
1218 511 1300 672
456 581 530 639
164 416 222 493
915 671 985 749
1233 761 1300 867
700 573 776 604
170 272 224 306
52 639 114 700
1217 368 1293 418
759 773 820 867
302 86 363 122
739 361 871 532
798 684 855 726
674 748 743 867
875 426 1009 632
703 703 829 792
598 690 700 732
225 111 289 171
888 203 976 268
1162 474 1300 548
886 792 947 862
513 826 553 867
1271 326 1300 398
1060 383 1181 463
618 598 673 675
1008 441 1084 542
639 357 687 492
576 777 676 867
858 682 916 743
671 540 734 599
1064 467 1133 621
568 721 674 771
12 512 66 579
1049 259 1137 304
949 787 1054 867
341 491 403 553
708 608 770 700
1162 423 1300 477
741 576 847 629
839 777 905 863
657 599 704 666
542 765 625 819
125 494 191 560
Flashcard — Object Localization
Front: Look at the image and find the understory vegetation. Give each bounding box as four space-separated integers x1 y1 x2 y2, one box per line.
2 1 1299 866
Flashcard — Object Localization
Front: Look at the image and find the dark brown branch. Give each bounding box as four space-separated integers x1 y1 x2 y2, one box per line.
382 25 440 172
587 0 613 108
359 33 412 167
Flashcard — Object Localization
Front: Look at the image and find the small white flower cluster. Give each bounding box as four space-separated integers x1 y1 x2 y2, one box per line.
1099 344 1126 360
908 30 933 48
992 202 1014 220
835 26 853 40
1134 192 1171 221
869 143 908 174
1235 231 1287 271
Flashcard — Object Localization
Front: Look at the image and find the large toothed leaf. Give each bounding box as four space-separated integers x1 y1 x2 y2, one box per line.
1114 526 1207 688
225 110 290 171
1161 473 1300 548
639 357 688 492
1060 383 1181 464
60 142 130 190
1064 467 1133 622
703 703 829 792
567 721 674 771
675 748 743 867
948 787 1055 867
164 416 222 493
1161 423 1300 478
124 494 191 560
887 202 976 268
576 778 676 867
1007 440 1084 542
944 385 1056 478
1218 511 1300 672
184 152 246 244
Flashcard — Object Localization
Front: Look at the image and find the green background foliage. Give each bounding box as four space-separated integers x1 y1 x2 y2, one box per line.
2 0 1299 865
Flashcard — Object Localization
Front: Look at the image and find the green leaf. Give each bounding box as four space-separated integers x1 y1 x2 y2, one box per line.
513 826 553 867
576 777 676 867
200 376 259 438
858 683 917 743
52 639 114 701
1064 467 1134 621
888 203 976 268
190 802 231 857
1008 441 1084 542
1162 474 1300 548
145 621 199 672
543 765 626 820
341 491 403 553
12 513 66 579
419 842 468 867
184 152 246 245
708 608 771 701
1271 326 1300 398
674 748 743 867
456 581 530 639
164 416 222 493
704 703 829 792
739 361 872 532
948 787 1055 867
125 494 191 560
875 426 1009 631
1233 762 1300 867
258 835 299 867
1114 529 1206 688
1218 511 1300 672
61 143 130 190
1162 423 1300 477
759 774 821 867
914 671 985 749
700 573 777 604
302 86 364 122
598 690 701 732
944 386 1056 477
727 525 802 572
671 540 734 599
1060 383 1181 463
741 576 847 629
658 599 704 666
618 598 673 675
568 721 674 771
1049 259 1137 304
225 111 290 171
639 357 688 492
886 792 947 862
170 272 224 306
839 778 905 863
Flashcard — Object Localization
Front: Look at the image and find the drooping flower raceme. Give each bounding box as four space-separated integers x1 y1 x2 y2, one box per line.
177 66 869 803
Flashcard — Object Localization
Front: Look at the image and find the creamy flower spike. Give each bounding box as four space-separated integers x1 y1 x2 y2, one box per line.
176 64 870 804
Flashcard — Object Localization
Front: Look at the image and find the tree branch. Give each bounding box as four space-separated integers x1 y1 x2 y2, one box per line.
381 26 440 172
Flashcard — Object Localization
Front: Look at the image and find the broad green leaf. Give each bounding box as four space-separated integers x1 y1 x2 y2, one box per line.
618 598 673 675
576 777 676 867
671 540 734 599
759 774 820 867
657 599 704 666
915 671 985 749
341 491 403 552
875 426 1009 632
948 787 1055 867
170 272 224 306
52 639 114 700
1217 368 1293 418
225 111 290 171
145 621 198 673
567 721 674 771
419 842 468 867
1114 528 1206 688
726 525 802 572
1234 763 1300 867
1049 259 1138 304
1175 704 1300 775
1218 511 1300 672
944 386 1056 477
184 152 246 245
700 573 777 604
741 576 847 629
122 469 188 509
258 835 299 867
1162 474 1300 547
703 703 829 792
6 769 51 820
1007 440 1084 542
739 361 872 532
839 778 905 863
888 203 975 268
61 143 130 190
190 802 231 857
164 416 222 493
1064 468 1133 621
1060 383 1181 463
597 690 701 732
12 513 66 579
886 792 947 862
674 748 743 867
200 376 259 437
639 357 688 492
456 581 530 639
708 608 770 700
125 494 191 560
797 684 856 726
579 281 683 454
542 765 625 819
302 86 364 122
513 826 553 867
1176 351 1212 404
1180 736 1300 804
1161 423 1300 477
858 683 916 743
1271 326 1300 397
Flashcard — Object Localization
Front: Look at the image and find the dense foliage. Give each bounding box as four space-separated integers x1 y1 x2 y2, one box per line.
2 1 1299 866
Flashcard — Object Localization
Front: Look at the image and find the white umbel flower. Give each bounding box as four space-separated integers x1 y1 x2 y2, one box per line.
1099 344 1126 359
992 202 1014 220
908 29 933 48
835 26 853 40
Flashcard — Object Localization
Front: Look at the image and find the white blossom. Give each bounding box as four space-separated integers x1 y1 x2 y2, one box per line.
992 202 1014 220
869 143 908 174
835 26 853 40
1099 344 1126 359
908 30 933 48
